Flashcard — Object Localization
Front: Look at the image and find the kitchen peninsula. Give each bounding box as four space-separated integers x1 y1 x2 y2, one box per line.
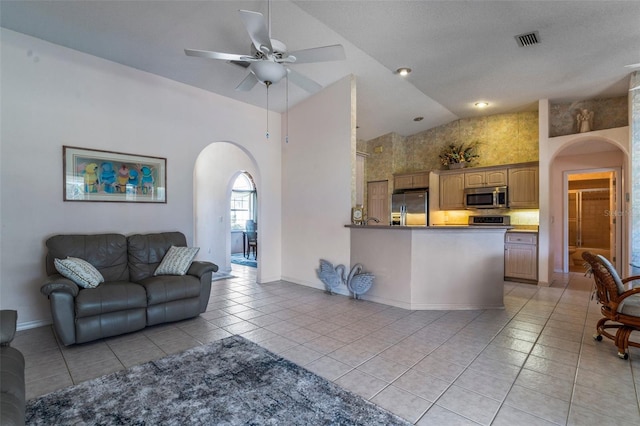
347 225 508 310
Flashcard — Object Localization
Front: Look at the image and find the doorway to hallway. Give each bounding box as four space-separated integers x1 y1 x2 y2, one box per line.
565 169 619 273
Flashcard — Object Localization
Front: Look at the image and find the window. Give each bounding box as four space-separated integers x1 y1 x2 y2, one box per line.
230 173 256 231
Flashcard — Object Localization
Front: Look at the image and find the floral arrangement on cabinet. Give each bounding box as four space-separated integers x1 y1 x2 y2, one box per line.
439 142 479 169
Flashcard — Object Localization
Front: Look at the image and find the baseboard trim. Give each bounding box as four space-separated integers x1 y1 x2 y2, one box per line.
17 319 51 332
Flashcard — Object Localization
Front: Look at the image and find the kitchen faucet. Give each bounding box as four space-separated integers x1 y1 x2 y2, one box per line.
366 217 380 225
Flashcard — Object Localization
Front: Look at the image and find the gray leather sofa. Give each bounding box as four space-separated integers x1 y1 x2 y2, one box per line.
1 310 25 426
41 232 218 346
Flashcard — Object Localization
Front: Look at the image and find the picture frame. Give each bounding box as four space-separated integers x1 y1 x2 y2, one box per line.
63 146 167 203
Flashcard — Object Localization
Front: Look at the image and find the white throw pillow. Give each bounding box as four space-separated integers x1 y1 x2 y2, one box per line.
54 257 104 288
154 246 200 276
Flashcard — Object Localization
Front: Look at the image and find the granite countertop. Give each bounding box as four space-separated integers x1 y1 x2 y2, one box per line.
506 227 539 233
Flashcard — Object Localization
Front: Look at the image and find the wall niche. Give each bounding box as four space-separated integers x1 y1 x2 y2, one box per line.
549 96 628 137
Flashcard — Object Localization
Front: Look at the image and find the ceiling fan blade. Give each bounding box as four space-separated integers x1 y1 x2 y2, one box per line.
185 48 255 62
286 68 322 93
288 44 345 64
238 10 273 55
235 73 259 91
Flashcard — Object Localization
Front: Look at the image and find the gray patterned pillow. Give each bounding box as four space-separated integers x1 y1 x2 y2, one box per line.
54 257 104 288
154 246 200 276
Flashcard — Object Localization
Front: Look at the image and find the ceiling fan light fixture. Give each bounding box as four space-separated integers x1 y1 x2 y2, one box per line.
249 61 287 85
396 67 412 76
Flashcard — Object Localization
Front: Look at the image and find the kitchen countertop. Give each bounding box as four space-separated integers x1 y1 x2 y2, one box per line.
346 224 513 230
506 228 539 233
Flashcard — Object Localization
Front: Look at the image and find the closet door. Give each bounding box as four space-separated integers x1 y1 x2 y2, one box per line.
367 181 388 226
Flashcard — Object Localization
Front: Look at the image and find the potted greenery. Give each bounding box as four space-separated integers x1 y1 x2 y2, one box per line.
439 142 479 169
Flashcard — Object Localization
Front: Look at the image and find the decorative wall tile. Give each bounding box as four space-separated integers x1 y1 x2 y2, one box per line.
360 111 540 208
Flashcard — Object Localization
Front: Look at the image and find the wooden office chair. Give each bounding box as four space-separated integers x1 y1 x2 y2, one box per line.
582 251 640 359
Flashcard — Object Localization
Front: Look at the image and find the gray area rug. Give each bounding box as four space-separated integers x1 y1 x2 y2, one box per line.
26 335 411 425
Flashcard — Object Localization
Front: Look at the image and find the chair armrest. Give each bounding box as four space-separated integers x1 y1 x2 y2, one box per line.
0 310 17 345
616 286 640 311
622 275 640 289
187 261 218 279
41 274 80 297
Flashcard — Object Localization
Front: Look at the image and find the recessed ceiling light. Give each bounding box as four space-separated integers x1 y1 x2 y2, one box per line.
413 116 424 122
474 101 489 108
396 67 412 76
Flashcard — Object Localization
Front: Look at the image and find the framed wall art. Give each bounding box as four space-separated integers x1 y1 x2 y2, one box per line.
63 146 167 203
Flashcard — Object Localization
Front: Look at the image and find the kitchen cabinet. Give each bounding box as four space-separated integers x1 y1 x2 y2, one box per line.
464 169 507 188
504 231 538 282
394 171 429 191
508 166 539 208
437 161 538 211
439 172 465 210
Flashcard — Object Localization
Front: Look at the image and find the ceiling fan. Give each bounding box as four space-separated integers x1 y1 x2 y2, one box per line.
185 8 345 93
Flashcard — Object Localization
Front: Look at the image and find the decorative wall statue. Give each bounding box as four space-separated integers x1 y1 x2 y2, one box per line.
576 108 594 133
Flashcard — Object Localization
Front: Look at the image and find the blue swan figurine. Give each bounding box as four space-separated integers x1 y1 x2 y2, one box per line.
316 259 346 294
346 264 375 299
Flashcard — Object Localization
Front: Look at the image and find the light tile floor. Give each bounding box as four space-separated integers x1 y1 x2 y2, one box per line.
15 265 640 425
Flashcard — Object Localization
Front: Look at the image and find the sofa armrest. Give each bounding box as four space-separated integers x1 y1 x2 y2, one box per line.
0 310 17 345
41 274 80 298
187 261 218 279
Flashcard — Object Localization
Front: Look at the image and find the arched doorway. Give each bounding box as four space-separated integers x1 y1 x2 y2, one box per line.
193 142 260 279
550 136 627 275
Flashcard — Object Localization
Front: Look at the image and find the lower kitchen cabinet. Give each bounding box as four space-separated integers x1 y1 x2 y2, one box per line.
504 231 538 282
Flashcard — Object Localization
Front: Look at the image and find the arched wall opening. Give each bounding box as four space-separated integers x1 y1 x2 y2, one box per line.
546 133 629 278
193 141 261 280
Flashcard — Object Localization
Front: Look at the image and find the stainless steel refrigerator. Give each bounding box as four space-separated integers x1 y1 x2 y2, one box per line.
391 190 429 226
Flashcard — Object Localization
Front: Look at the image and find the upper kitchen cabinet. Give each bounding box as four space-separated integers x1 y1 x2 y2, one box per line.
437 162 539 211
439 172 465 210
394 171 429 191
508 166 539 208
464 169 507 188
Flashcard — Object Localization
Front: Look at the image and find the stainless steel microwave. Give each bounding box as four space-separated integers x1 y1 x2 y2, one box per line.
464 186 508 209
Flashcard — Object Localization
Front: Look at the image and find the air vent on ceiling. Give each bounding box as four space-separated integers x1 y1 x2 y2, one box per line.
515 31 540 47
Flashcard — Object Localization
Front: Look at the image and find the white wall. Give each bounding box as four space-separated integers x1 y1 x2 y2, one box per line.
0 29 283 328
281 76 355 293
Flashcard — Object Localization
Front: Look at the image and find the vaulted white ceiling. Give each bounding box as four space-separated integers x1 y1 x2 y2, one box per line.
2 0 638 141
